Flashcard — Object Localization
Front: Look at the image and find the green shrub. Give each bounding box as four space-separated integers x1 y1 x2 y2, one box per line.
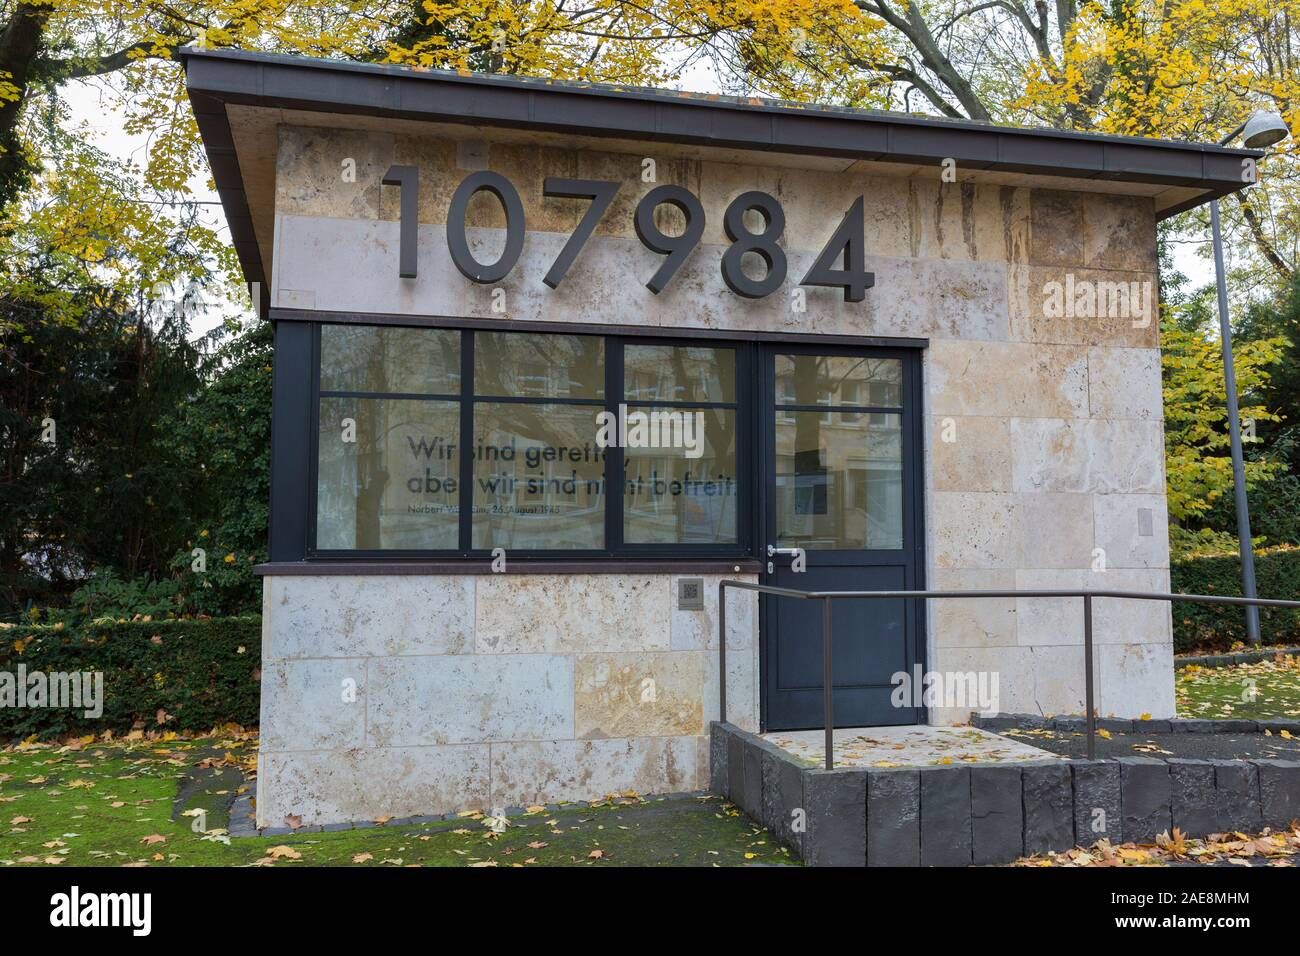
1170 546 1300 652
0 616 260 741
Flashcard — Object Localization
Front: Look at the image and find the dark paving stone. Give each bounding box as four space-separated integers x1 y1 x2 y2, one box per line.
803 770 867 867
760 748 805 855
1167 758 1218 838
1002 728 1300 762
866 770 920 867
726 730 745 806
1214 761 1262 833
1133 719 1172 734
1256 760 1300 830
741 737 765 821
1257 719 1300 735
1023 763 1073 855
709 723 729 796
971 765 1023 865
1098 719 1135 733
919 766 972 867
1071 760 1121 845
1121 759 1172 843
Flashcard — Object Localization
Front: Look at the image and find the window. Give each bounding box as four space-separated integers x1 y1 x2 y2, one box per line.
311 325 746 555
471 332 606 550
622 345 738 545
773 354 903 551
316 326 461 550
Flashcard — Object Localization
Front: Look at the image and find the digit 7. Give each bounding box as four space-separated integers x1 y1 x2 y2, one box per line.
542 178 621 289
633 185 705 294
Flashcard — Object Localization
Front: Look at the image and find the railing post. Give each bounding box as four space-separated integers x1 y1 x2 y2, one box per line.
718 581 727 725
1083 593 1095 760
823 596 834 771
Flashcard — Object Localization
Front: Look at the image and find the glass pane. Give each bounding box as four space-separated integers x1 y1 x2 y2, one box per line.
472 403 606 549
316 397 459 550
320 325 460 394
624 345 735 403
774 354 901 407
776 412 902 550
474 332 604 399
623 406 738 544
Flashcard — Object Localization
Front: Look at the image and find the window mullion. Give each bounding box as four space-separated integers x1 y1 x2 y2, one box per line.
458 330 475 554
606 336 624 555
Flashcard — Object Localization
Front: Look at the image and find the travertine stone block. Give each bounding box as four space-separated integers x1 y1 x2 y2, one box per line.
264 575 474 659
367 654 574 746
475 574 666 653
257 745 491 827
574 651 704 739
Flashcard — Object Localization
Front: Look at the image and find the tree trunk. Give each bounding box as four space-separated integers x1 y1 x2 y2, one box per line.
0 3 50 212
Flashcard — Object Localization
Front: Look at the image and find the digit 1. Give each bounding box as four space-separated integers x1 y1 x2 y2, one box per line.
382 165 419 278
801 196 874 302
633 185 705 294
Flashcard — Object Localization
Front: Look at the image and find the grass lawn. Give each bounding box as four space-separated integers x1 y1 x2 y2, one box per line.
1176 655 1300 721
0 733 794 868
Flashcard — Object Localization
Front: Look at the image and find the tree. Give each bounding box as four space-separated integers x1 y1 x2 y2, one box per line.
159 318 272 616
0 262 206 611
1161 297 1283 530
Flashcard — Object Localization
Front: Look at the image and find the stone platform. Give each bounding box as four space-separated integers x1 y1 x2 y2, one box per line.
762 724 1058 768
712 721 1300 867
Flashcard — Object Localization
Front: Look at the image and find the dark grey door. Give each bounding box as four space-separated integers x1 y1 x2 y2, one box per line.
761 347 924 730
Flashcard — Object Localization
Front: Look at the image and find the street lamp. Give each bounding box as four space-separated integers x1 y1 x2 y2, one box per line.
1211 109 1289 643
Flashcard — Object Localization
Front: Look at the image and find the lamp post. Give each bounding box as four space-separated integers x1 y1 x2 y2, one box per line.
1211 110 1290 644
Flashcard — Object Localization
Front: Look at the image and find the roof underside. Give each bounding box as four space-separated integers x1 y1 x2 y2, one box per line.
181 47 1262 304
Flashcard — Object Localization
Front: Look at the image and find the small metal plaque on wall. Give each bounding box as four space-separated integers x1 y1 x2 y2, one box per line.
677 577 704 610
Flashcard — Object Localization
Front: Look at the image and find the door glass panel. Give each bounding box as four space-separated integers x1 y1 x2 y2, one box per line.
774 354 901 407
775 411 902 550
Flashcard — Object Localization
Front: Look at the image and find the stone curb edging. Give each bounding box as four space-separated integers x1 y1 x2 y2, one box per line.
228 791 705 838
1175 646 1300 670
709 721 1300 867
969 712 1300 735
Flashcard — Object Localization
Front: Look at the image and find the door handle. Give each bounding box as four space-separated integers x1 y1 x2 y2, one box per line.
766 545 801 558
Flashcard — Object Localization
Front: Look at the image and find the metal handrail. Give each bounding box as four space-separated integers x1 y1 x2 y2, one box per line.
717 582 1300 770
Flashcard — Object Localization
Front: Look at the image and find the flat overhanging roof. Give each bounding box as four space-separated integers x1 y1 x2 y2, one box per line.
180 46 1263 303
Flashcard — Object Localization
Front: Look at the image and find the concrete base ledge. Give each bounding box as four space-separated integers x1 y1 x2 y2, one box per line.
710 722 1300 867
1176 646 1300 670
970 712 1300 735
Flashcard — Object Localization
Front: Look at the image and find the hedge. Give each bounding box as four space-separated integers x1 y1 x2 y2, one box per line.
0 616 260 741
1170 547 1300 652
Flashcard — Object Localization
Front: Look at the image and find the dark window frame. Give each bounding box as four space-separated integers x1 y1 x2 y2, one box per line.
306 321 755 560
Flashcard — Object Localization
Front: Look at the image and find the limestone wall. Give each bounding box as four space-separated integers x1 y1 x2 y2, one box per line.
258 122 1173 823
257 574 758 826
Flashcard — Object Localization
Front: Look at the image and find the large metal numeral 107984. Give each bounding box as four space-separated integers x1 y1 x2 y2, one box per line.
381 165 874 301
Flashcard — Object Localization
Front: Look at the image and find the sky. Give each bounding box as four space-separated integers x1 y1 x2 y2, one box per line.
60 70 1224 341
